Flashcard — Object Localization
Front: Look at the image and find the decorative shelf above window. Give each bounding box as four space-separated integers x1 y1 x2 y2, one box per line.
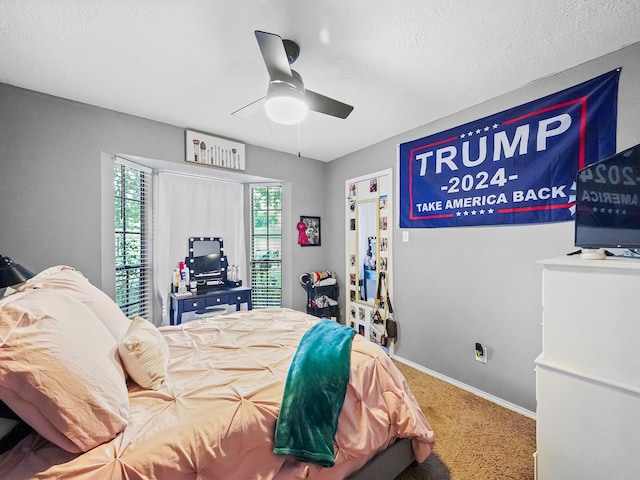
185 129 246 171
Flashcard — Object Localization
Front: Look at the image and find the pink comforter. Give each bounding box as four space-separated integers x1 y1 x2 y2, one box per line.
0 308 434 479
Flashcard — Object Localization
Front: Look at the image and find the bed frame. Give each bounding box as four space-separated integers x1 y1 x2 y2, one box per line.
347 438 416 480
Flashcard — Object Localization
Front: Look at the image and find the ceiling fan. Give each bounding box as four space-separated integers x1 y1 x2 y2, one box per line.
231 30 354 125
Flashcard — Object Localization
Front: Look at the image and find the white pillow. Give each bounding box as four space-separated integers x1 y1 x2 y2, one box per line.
119 316 169 390
0 289 129 453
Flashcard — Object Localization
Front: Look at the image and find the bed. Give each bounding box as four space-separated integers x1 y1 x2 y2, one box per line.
0 266 435 479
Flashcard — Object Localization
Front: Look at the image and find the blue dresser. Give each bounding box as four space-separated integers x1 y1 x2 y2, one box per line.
169 287 252 325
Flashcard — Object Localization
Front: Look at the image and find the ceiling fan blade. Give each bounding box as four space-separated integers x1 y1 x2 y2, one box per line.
255 30 293 83
305 89 354 119
231 96 265 118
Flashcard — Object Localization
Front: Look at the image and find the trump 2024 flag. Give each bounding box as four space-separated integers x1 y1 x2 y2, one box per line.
398 69 620 228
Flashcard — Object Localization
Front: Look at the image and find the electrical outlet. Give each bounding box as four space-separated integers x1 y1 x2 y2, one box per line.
475 343 488 363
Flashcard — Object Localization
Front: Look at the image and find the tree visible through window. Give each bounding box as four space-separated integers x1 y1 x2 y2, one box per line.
114 160 152 319
251 185 282 308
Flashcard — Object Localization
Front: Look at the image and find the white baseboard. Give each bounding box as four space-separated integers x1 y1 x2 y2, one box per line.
392 355 537 420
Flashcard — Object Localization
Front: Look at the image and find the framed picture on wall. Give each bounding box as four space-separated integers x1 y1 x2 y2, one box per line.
299 216 321 246
184 129 245 171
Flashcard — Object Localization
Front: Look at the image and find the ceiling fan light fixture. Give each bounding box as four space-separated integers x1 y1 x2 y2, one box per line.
265 80 308 125
232 32 353 122
265 95 308 125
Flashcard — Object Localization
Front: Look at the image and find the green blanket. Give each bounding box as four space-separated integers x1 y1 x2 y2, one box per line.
273 319 356 467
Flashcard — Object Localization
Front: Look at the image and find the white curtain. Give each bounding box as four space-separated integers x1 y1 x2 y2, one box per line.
154 172 246 326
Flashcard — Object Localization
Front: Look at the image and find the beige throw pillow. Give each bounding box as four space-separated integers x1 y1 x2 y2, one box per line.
119 316 169 390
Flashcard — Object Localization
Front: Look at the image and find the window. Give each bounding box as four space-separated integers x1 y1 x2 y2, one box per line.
114 159 153 319
250 185 282 308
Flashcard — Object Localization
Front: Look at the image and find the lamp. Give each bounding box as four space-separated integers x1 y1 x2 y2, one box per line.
0 256 35 288
264 71 309 125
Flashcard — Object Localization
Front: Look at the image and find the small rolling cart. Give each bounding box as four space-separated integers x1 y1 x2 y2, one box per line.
300 272 340 322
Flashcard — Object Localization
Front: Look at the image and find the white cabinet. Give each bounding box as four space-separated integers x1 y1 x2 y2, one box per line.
536 257 640 479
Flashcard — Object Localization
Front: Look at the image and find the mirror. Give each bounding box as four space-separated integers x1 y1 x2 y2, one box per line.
191 237 222 258
345 169 393 348
187 237 226 281
357 200 378 304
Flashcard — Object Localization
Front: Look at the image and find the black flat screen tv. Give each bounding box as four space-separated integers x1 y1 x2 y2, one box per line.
192 253 221 276
574 143 640 250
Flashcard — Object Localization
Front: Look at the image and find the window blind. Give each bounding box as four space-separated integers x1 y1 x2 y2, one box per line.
114 158 153 320
250 185 282 308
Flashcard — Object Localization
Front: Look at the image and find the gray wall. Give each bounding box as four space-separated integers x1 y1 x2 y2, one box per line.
326 41 640 412
0 85 327 313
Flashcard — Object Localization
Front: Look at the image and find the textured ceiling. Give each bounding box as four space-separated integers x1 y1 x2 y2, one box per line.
1 1 640 161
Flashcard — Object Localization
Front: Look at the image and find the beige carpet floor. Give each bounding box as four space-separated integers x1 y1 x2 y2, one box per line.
393 361 536 480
